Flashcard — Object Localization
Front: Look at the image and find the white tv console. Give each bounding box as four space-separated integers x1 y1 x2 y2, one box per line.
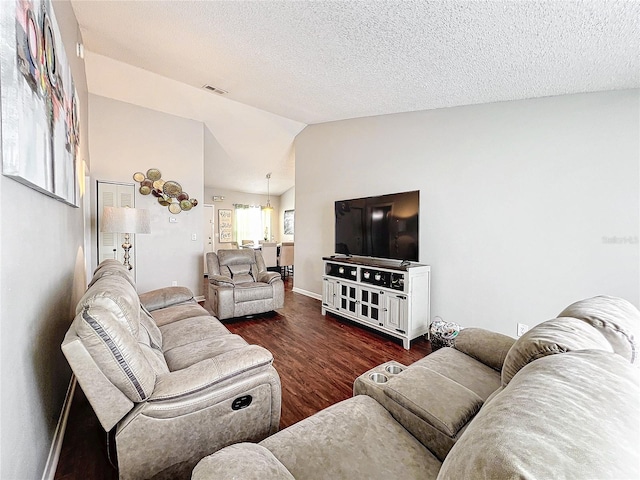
321 256 431 349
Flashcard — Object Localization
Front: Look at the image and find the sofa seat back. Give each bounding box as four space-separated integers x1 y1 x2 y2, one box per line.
439 350 640 479
559 295 639 364
216 250 260 283
502 296 639 386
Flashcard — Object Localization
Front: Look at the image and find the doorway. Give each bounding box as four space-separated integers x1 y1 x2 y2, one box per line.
96 181 136 273
203 204 215 275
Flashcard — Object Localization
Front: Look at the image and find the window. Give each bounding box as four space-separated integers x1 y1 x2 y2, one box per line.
234 205 272 243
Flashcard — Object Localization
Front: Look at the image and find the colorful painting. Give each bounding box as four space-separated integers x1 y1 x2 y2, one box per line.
0 0 80 207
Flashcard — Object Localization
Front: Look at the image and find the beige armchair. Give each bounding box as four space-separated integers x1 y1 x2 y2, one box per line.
207 249 284 320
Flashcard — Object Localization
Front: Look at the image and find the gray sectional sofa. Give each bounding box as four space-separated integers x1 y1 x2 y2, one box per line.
62 260 281 480
193 295 640 479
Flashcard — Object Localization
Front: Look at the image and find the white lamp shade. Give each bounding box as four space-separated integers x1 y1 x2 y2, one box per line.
101 207 151 234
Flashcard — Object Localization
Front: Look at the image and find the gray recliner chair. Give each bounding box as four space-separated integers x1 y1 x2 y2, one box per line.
207 249 285 320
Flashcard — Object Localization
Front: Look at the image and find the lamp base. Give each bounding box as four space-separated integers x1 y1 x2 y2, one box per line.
122 233 133 270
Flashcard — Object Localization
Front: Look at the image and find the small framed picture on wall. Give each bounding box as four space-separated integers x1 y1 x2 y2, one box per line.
218 209 233 242
284 209 294 235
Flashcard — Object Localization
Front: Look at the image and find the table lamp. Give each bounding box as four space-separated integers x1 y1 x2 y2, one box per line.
101 206 151 270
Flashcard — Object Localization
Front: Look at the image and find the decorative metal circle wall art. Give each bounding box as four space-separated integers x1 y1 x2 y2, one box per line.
132 169 198 214
146 168 162 181
162 180 182 198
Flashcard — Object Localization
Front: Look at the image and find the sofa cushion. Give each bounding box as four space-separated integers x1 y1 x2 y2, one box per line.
162 334 249 371
235 283 274 302
502 317 613 386
159 316 231 352
261 395 442 480
228 264 255 284
453 328 515 371
384 366 483 437
149 301 211 327
87 263 136 289
139 343 170 376
217 250 260 282
438 350 640 480
193 443 295 480
76 276 140 337
137 309 168 376
139 307 163 349
139 286 194 312
413 347 501 400
558 295 639 365
73 305 156 402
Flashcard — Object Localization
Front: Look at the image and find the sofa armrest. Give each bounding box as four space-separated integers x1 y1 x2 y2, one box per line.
208 274 235 288
139 286 194 312
150 345 273 401
454 328 516 371
258 271 282 284
192 443 294 480
384 366 483 438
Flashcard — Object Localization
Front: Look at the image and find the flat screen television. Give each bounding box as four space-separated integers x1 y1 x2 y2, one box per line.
334 190 419 262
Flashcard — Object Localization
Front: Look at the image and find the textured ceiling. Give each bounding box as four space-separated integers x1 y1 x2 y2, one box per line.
71 0 640 194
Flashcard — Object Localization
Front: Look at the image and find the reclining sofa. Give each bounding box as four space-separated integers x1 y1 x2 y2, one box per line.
193 295 640 479
206 249 284 320
61 260 281 480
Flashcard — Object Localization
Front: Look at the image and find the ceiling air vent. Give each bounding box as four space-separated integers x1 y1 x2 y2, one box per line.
202 84 228 95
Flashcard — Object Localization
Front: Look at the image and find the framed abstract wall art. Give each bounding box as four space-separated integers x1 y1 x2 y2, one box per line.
0 0 80 207
284 209 294 235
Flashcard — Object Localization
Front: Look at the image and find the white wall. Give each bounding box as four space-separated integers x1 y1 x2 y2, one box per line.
0 2 89 478
294 90 640 336
88 94 204 295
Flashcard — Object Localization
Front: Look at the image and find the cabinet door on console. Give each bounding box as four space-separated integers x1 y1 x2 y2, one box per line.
358 287 385 326
339 283 358 314
322 278 339 310
384 294 408 334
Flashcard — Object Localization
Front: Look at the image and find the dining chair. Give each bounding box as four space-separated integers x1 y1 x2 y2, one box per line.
218 241 239 250
261 242 278 270
278 242 294 277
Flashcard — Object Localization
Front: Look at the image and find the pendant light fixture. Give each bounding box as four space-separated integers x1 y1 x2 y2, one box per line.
264 173 273 211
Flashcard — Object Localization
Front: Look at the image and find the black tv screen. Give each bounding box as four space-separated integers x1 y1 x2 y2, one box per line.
335 190 419 262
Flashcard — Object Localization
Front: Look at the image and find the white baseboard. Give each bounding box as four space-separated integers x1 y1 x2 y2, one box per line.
292 287 322 301
41 375 76 480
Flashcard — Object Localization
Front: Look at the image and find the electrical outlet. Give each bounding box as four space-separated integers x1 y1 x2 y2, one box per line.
191 233 197 241
517 323 529 337
171 281 178 286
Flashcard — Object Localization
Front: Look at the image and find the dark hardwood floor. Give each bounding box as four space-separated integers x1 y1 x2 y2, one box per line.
55 275 432 479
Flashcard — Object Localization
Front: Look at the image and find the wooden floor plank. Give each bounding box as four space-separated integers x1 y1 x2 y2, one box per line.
55 276 432 478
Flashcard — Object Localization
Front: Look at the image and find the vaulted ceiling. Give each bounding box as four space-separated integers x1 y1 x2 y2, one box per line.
71 1 640 195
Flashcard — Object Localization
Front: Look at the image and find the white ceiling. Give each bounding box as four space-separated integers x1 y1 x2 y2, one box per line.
71 0 640 195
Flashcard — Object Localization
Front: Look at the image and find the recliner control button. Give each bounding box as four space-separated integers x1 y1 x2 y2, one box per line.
232 395 253 410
